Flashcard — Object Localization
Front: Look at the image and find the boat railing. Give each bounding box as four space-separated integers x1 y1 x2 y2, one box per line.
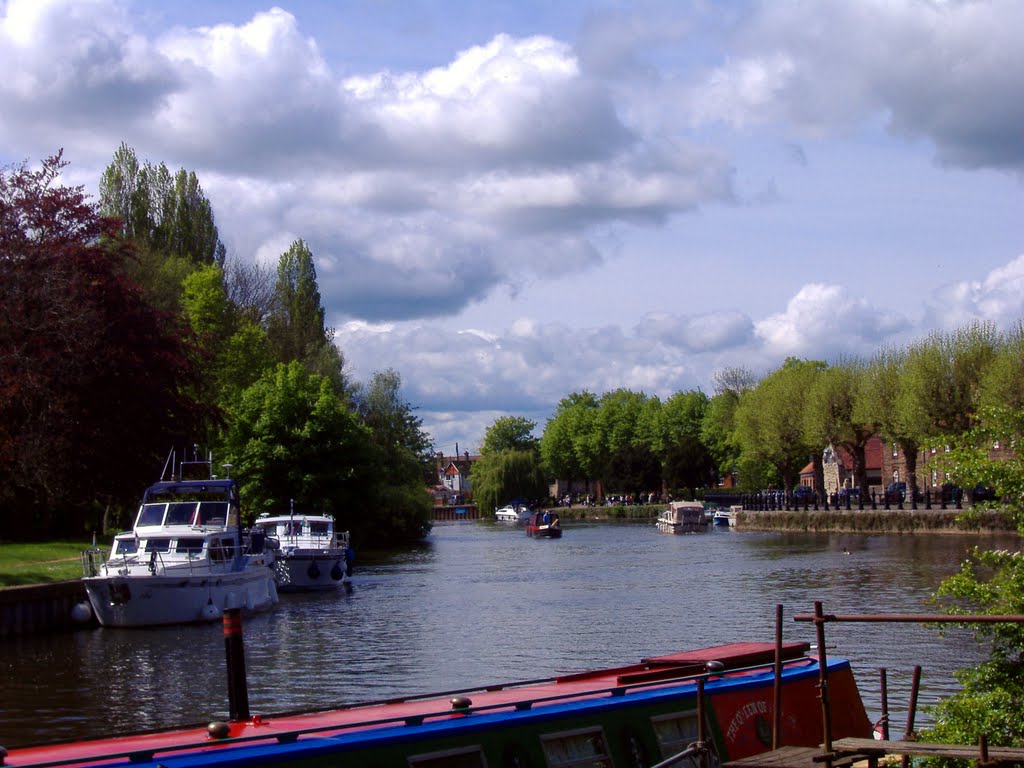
9 655 817 768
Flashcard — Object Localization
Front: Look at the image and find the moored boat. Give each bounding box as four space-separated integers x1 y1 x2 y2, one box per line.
713 506 739 527
81 453 278 627
2 640 872 767
657 500 706 534
525 509 562 538
254 509 353 592
494 501 532 523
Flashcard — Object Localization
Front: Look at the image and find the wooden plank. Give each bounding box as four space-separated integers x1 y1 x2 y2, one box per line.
724 746 824 768
833 737 1024 763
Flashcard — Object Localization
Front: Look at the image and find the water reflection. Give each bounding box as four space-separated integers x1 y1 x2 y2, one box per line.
0 522 1016 748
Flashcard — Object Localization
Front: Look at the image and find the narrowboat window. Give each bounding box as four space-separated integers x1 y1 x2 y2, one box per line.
540 727 612 767
407 745 487 767
176 538 205 554
309 521 330 535
165 502 198 525
135 503 166 527
651 711 719 768
143 538 171 553
197 502 228 526
113 539 138 556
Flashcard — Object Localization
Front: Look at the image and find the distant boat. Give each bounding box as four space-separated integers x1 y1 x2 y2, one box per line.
494 502 532 524
713 506 740 527
656 500 706 534
526 510 562 538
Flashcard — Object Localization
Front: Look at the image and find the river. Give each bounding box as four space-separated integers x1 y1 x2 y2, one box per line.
0 520 1016 749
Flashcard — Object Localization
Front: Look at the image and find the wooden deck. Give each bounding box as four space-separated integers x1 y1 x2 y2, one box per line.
725 738 1024 768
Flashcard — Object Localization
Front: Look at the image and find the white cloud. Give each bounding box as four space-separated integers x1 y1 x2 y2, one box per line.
924 254 1024 330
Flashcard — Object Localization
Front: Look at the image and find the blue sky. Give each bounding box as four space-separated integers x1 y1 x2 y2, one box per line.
2 0 1022 455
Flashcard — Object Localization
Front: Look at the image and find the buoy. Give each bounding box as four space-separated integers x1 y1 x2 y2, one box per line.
330 563 343 581
207 721 231 740
71 601 93 623
201 600 220 621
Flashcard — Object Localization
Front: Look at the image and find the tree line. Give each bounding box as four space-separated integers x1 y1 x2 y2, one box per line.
1 150 434 545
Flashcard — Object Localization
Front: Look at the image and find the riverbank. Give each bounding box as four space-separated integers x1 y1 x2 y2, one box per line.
556 503 1019 535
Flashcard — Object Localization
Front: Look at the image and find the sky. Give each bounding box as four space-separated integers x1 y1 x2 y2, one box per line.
2 0 1022 456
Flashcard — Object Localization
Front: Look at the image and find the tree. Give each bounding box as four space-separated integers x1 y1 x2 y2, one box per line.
473 417 548 515
220 362 375 536
734 359 826 492
540 392 600 485
481 416 539 454
804 359 875 495
99 143 226 266
0 152 205 536
861 347 921 496
355 368 435 540
605 442 662 500
925 406 1024 749
702 369 756 486
266 239 347 391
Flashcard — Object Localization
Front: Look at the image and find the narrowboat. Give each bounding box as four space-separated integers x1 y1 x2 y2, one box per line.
526 510 562 538
2 640 872 767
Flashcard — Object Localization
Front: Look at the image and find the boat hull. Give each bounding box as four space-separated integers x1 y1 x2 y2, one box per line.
5 643 871 768
274 551 348 592
83 568 278 627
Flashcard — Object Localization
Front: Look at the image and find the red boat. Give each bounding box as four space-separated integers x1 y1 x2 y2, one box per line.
2 640 871 768
525 509 562 537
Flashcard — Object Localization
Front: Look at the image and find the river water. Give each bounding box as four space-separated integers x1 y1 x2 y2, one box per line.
1 521 1017 749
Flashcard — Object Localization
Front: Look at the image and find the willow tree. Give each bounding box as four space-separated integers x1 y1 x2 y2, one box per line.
472 417 548 515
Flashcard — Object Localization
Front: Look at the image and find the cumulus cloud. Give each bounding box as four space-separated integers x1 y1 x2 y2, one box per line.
754 284 910 357
685 0 1024 170
923 254 1024 330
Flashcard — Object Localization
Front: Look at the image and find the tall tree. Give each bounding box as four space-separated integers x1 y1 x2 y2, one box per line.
540 392 600 486
266 239 346 391
480 416 539 454
0 153 204 536
804 359 874 495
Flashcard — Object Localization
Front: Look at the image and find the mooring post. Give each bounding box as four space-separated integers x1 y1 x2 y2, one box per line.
879 667 890 740
773 603 783 750
900 665 921 768
814 601 833 761
223 607 250 721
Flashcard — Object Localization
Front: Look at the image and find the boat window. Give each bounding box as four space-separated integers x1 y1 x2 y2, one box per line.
541 727 612 767
113 539 138 556
197 502 228 526
220 538 237 559
309 521 330 536
209 541 224 562
142 538 171 553
407 746 487 767
135 503 166 527
165 502 198 526
651 711 719 768
176 538 205 554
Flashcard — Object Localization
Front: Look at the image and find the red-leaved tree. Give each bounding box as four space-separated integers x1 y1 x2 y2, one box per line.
0 152 207 537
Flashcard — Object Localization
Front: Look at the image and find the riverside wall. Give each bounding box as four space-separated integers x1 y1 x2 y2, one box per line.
0 579 94 638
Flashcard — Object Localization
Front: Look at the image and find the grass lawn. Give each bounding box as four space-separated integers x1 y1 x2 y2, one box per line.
0 540 97 587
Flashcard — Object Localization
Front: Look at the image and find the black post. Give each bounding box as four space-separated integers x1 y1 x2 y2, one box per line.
223 607 250 721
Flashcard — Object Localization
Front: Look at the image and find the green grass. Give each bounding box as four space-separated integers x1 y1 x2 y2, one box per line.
0 540 96 587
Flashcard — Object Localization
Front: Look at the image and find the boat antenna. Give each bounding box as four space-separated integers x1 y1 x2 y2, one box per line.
161 449 175 482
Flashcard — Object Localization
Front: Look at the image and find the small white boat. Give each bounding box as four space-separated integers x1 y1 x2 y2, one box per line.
713 506 740 527
255 509 353 592
82 454 278 627
494 502 532 523
656 501 706 534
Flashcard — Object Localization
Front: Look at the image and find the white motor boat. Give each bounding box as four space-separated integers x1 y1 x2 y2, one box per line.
494 502 532 523
656 501 706 534
712 506 740 527
82 455 278 627
255 510 353 592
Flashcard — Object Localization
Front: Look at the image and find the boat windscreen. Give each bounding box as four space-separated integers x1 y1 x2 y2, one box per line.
135 504 166 527
309 521 330 535
196 502 228 526
165 502 198 525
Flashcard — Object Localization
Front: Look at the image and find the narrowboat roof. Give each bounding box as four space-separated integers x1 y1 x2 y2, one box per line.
4 642 826 767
